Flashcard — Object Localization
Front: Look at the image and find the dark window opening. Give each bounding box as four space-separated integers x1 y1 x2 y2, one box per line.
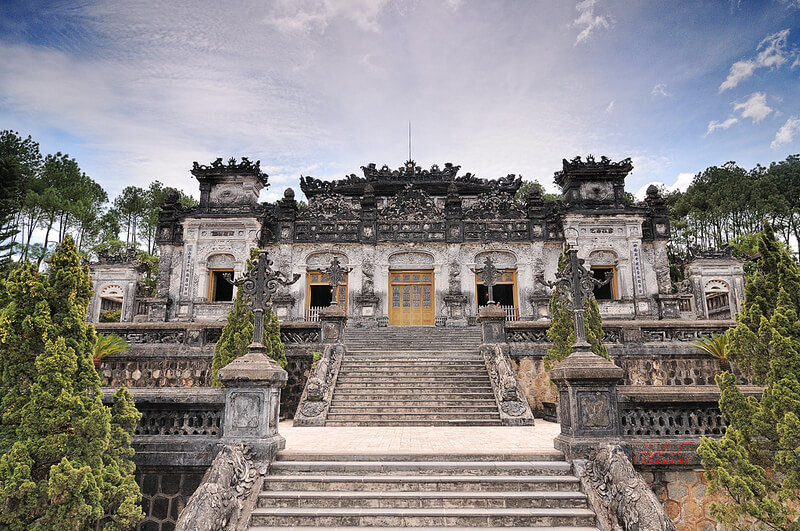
309 285 333 307
100 297 123 312
591 267 614 300
477 283 515 306
211 270 234 302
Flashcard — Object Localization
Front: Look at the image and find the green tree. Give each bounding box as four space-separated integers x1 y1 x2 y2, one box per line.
113 186 148 246
698 225 800 529
0 131 43 263
0 236 142 530
210 249 287 385
211 287 254 387
543 251 610 371
93 333 130 364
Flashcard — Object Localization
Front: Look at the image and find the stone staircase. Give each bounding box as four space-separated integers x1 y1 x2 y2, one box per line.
248 451 598 529
328 327 502 426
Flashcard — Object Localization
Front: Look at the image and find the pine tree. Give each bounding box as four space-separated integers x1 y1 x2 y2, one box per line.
544 251 610 371
264 308 287 369
210 254 289 386
0 263 49 452
211 286 254 386
0 236 142 530
698 225 800 529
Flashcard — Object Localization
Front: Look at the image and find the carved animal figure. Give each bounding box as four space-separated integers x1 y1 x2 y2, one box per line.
175 444 253 531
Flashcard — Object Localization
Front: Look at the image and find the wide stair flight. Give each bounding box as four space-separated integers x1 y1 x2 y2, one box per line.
248 450 598 529
328 326 501 426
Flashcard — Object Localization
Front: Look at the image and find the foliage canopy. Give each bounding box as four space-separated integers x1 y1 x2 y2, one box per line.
698 225 800 530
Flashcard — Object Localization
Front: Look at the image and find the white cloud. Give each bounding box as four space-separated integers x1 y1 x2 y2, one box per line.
573 0 612 45
706 117 739 135
604 101 615 114
651 83 670 97
264 0 388 35
733 92 772 123
719 29 790 91
771 116 800 148
634 172 694 200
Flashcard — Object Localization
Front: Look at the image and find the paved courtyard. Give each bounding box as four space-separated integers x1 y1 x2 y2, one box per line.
278 419 562 456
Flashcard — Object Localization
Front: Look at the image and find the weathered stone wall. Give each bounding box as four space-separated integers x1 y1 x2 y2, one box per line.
509 356 556 418
136 467 205 531
643 469 724 531
99 351 212 388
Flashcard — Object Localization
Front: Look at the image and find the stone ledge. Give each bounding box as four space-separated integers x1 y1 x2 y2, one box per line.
101 387 226 405
619 385 763 403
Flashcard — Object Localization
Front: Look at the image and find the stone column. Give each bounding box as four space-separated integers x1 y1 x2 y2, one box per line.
478 303 507 343
478 305 535 425
217 352 287 458
320 303 347 343
549 347 625 461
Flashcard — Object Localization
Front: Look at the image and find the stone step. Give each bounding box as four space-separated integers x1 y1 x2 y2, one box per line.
347 354 481 361
250 527 600 531
269 461 572 477
257 490 588 509
331 392 496 400
261 474 582 492
325 419 504 427
340 362 486 368
249 506 597 527
325 413 502 421
275 453 566 462
328 408 497 415
332 384 494 392
340 364 487 370
335 377 491 385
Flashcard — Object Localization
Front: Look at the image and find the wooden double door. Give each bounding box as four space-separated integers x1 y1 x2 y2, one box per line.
389 270 434 325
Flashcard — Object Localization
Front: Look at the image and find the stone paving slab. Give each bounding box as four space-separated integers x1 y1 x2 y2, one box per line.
250 527 599 530
279 420 561 456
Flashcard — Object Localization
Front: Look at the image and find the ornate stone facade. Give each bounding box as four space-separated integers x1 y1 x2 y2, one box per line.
89 156 744 326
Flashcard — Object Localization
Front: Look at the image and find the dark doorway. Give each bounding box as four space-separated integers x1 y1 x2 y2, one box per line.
211 270 234 302
591 267 614 300
309 284 333 307
477 283 515 306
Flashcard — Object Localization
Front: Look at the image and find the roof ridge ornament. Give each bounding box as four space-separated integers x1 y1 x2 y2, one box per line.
191 157 269 186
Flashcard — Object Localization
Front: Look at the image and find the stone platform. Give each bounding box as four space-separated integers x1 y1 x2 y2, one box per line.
279 419 561 456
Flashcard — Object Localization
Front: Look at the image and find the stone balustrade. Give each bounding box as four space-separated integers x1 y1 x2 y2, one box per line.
506 319 733 347
618 385 762 469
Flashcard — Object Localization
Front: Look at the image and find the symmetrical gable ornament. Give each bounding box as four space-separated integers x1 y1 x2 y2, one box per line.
299 160 522 198
464 191 525 220
554 155 633 209
297 192 359 220
379 185 442 221
190 157 269 186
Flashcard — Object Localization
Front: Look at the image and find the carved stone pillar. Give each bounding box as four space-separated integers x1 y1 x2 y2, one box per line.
549 347 625 462
478 305 534 425
320 303 347 343
478 303 507 343
272 293 296 320
217 351 287 458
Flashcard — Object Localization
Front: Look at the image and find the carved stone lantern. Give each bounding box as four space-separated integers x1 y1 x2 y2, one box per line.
547 229 625 461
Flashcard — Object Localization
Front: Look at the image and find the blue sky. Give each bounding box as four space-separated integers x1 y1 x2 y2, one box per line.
1 0 799 203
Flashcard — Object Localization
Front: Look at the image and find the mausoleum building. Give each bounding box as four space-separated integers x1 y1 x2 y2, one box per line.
91 155 741 326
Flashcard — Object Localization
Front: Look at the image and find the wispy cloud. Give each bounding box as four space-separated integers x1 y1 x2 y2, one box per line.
706 117 739 135
604 101 615 114
719 29 791 91
573 0 612 45
733 92 772 123
264 0 388 35
771 116 800 148
651 83 670 97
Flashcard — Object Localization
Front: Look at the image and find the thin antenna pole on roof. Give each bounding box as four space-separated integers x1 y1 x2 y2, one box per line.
408 121 412 161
